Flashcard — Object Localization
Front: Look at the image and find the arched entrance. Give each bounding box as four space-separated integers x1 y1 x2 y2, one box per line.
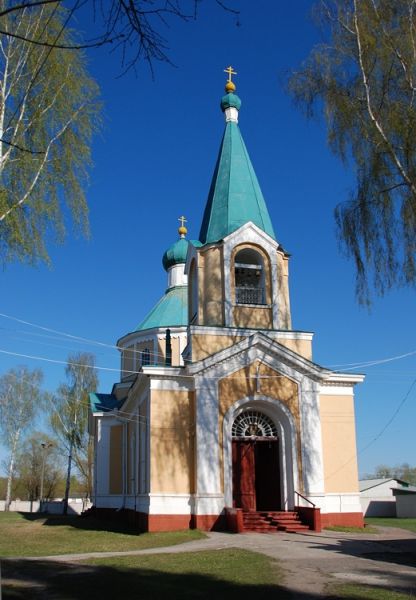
232 410 281 511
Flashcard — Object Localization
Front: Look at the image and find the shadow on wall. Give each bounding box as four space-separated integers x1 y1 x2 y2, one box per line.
364 500 397 517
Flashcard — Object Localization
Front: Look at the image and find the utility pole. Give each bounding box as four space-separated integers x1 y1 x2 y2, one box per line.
40 441 53 508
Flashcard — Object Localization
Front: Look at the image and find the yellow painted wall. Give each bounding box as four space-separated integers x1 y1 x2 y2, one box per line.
277 251 292 329
138 399 148 493
127 421 135 494
109 425 123 494
157 338 166 366
121 347 135 379
171 336 181 366
218 362 303 491
191 332 311 362
232 305 273 329
191 333 245 361
150 390 195 493
277 338 312 361
319 395 359 493
200 246 224 326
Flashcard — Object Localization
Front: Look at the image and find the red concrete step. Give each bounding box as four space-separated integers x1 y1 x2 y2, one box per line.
242 510 311 534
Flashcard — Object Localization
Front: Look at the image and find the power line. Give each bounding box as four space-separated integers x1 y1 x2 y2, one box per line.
2 310 416 372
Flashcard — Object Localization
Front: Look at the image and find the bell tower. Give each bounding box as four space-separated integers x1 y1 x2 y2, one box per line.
187 70 292 336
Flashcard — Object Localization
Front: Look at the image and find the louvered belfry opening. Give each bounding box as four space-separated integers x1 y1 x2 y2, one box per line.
234 249 265 306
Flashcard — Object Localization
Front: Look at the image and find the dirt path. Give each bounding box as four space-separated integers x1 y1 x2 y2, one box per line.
3 526 416 598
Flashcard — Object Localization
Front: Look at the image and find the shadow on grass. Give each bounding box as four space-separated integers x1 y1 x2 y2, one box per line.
1 558 299 600
18 512 142 536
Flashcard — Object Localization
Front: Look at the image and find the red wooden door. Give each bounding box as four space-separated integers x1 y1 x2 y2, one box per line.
232 440 256 510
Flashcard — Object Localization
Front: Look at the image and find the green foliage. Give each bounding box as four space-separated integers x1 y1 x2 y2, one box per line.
0 365 46 507
289 0 416 302
15 432 64 500
0 366 44 447
0 2 101 265
51 353 98 497
364 463 416 484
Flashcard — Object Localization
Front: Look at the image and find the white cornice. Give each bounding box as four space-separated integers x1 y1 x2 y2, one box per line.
321 372 365 385
118 326 187 348
189 325 313 341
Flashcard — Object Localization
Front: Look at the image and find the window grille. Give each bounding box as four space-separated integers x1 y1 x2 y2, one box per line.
232 410 277 438
235 286 265 305
234 249 266 305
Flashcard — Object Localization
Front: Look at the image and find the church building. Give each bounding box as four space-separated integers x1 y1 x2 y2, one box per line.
89 69 365 532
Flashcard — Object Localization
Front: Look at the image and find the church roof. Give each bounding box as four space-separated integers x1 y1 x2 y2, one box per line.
135 285 187 331
162 237 189 271
89 392 121 413
199 89 276 244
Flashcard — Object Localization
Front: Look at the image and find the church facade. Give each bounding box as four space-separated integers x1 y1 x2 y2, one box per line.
89 72 365 532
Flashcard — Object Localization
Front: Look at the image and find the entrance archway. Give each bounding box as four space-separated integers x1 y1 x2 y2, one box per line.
231 410 281 511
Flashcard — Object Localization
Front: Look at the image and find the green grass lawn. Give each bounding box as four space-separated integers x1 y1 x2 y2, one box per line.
328 583 416 599
365 517 416 533
3 548 289 600
324 525 377 533
0 511 206 557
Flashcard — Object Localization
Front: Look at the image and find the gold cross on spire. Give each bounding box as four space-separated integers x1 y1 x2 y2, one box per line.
224 65 237 83
178 215 188 238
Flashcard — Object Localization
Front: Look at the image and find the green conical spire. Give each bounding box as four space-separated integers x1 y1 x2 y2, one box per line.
199 75 276 244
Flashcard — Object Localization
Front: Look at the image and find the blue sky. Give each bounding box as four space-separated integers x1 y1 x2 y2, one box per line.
1 1 415 478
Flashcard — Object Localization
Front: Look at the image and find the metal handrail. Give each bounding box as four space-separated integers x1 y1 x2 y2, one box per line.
294 491 316 508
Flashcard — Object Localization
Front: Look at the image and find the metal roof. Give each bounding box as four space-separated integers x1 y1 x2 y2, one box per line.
89 392 121 413
135 285 188 331
199 120 276 244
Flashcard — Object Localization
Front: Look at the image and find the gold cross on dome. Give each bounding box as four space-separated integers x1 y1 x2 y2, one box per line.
178 215 187 228
224 65 237 83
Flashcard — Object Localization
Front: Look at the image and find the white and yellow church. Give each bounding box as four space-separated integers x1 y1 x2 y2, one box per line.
89 70 365 532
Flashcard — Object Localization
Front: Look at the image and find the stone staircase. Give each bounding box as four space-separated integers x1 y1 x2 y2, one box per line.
242 510 311 533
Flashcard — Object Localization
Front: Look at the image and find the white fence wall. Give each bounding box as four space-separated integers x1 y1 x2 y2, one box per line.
0 499 91 515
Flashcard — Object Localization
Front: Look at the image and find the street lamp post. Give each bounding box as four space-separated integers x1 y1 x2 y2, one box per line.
40 441 53 508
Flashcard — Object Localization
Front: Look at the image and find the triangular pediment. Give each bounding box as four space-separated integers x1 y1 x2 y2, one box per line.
186 330 363 387
187 331 327 383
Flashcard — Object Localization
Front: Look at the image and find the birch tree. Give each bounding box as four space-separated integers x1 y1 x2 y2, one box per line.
289 0 416 303
15 432 62 501
0 366 44 510
0 2 100 265
0 1 239 73
51 352 98 513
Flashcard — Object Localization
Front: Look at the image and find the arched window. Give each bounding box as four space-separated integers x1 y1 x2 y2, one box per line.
141 348 150 366
234 248 265 305
232 410 277 438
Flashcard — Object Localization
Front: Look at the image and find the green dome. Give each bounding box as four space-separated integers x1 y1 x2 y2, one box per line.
221 92 242 112
162 237 189 271
135 285 187 331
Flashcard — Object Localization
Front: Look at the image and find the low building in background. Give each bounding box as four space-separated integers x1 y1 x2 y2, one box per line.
360 478 416 517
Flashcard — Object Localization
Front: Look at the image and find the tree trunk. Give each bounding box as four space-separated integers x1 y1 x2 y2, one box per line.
63 435 74 516
5 433 19 511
